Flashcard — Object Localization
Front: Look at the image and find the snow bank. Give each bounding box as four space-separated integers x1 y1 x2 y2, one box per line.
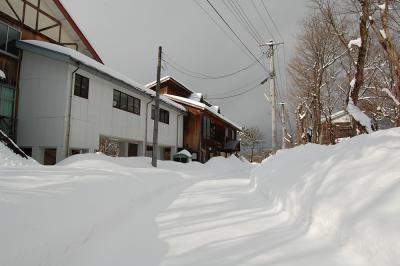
0 141 37 167
252 128 400 265
0 156 190 265
0 152 254 265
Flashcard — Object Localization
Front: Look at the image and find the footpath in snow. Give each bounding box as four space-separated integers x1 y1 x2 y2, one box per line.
0 128 399 265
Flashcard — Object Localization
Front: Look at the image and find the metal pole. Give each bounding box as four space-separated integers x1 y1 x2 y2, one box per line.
152 46 162 167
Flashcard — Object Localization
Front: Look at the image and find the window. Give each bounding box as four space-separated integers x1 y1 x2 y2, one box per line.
74 74 89 99
112 89 140 115
0 85 15 118
120 92 128 110
134 97 140 114
202 116 212 139
0 22 21 57
151 105 169 124
113 90 120 107
210 124 216 139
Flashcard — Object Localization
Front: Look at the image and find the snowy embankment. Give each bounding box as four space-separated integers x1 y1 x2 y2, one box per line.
0 139 37 167
252 128 400 265
0 150 248 266
0 154 194 265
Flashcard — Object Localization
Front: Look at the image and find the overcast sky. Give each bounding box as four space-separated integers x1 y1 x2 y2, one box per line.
62 0 310 148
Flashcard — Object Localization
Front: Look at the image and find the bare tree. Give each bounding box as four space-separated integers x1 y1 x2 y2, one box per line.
240 127 264 162
289 13 346 143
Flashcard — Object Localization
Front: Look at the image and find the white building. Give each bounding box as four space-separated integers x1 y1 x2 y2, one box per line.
15 40 185 165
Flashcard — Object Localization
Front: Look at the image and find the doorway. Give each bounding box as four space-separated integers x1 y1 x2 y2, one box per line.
44 148 56 165
128 143 138 157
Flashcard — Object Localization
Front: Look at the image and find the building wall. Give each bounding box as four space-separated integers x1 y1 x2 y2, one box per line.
17 51 184 164
17 51 69 154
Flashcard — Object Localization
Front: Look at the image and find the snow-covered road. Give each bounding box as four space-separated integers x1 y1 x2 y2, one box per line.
2 128 400 266
156 177 365 266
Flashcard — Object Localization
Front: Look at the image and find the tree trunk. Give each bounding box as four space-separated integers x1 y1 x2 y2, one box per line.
350 0 369 105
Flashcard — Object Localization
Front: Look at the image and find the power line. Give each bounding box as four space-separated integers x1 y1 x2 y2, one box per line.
204 0 267 71
192 0 253 62
162 52 265 80
224 0 264 45
260 0 284 42
207 75 266 97
207 79 266 100
251 0 275 40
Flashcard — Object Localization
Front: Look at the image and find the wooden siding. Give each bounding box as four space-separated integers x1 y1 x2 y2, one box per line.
183 106 202 154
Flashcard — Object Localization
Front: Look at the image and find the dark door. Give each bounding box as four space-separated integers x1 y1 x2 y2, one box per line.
44 148 57 165
128 143 138 157
163 147 171 160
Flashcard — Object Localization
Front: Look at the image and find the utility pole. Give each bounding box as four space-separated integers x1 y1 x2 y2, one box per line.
279 102 286 149
261 40 283 153
152 46 162 167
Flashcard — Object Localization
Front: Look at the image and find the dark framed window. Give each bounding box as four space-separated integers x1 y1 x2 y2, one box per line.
134 97 140 114
113 90 120 107
0 85 15 118
0 22 21 57
74 74 89 99
128 96 134 112
151 105 169 124
112 89 140 115
120 92 128 110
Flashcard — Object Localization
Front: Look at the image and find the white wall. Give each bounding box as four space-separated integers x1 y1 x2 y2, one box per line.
17 51 70 162
17 50 184 163
68 66 149 151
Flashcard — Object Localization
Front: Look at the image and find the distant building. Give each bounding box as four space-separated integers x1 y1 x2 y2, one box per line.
15 41 185 165
146 76 241 163
0 0 103 140
320 110 356 144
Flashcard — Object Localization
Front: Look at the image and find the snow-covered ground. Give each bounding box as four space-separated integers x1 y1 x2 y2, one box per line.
0 128 399 265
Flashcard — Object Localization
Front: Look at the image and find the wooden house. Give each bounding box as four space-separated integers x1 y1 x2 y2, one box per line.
147 76 241 162
320 110 356 144
0 0 102 140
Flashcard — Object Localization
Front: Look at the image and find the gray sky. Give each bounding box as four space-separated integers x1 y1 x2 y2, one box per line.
62 0 310 148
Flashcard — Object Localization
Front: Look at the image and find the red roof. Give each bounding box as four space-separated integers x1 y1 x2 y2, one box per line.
52 0 103 64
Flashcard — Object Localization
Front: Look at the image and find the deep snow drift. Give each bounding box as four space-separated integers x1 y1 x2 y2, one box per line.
0 128 399 265
252 128 400 265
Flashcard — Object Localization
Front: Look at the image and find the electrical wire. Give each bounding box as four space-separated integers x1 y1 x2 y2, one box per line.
207 81 264 100
261 0 285 42
204 0 267 71
251 0 275 40
223 0 264 45
161 52 265 80
192 0 253 62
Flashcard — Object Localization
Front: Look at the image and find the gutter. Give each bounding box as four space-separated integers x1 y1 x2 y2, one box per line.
64 63 80 158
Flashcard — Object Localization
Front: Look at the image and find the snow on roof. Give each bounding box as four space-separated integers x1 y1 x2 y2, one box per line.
164 94 242 130
145 76 173 88
175 149 192 158
321 110 351 123
189 93 203 102
18 40 185 112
